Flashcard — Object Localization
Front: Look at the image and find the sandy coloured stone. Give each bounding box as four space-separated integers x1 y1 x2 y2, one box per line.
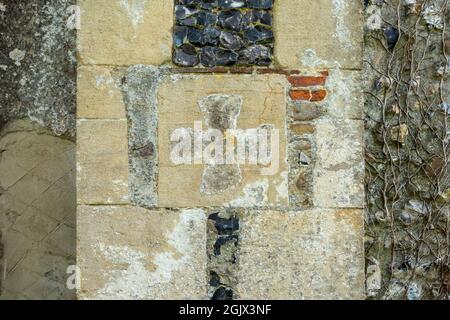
78 0 173 66
274 0 363 70
236 209 365 299
0 120 76 300
77 205 208 300
77 66 126 119
157 74 289 208
313 119 364 208
77 119 130 205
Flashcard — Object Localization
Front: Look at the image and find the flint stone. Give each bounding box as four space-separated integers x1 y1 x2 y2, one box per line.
200 46 239 67
238 44 271 65
218 10 243 32
219 31 244 50
174 44 199 66
244 25 273 44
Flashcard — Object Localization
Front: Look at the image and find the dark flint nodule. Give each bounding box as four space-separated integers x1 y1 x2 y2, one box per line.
174 43 199 66
220 31 244 50
196 10 218 26
212 287 233 300
247 0 273 9
218 10 243 32
200 46 239 67
173 26 188 47
218 0 246 9
239 44 271 65
173 0 274 67
209 212 240 234
244 25 273 44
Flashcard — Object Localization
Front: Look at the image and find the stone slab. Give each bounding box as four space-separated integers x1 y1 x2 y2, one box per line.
157 74 289 208
236 209 365 300
274 0 363 70
77 66 126 119
77 205 208 300
78 0 173 66
77 119 130 205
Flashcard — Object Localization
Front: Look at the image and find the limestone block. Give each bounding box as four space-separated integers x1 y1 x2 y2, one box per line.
77 119 130 205
77 66 126 119
236 209 365 300
274 0 363 70
77 206 208 300
313 119 364 208
78 0 173 66
157 74 289 208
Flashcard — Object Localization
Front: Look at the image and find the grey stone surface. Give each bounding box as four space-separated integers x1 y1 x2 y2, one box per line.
0 0 77 138
121 65 165 208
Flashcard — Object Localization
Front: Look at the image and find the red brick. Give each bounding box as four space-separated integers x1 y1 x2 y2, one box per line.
289 89 312 101
310 90 327 102
288 76 327 87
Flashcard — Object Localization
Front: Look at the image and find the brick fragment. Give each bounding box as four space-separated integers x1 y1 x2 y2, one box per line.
288 75 326 87
289 89 311 101
310 90 327 102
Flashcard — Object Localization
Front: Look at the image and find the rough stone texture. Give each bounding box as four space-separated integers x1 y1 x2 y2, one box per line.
77 119 130 205
0 120 76 300
364 0 449 300
173 0 274 67
0 0 77 138
75 0 366 301
121 65 163 208
207 209 241 300
236 209 365 300
323 69 364 120
274 0 363 70
77 206 207 300
78 0 173 66
157 73 288 208
313 119 364 208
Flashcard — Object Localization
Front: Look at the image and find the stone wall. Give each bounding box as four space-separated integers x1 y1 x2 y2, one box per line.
0 0 77 300
363 0 449 300
77 0 365 300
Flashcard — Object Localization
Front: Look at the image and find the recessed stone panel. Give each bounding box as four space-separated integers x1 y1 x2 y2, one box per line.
157 74 288 208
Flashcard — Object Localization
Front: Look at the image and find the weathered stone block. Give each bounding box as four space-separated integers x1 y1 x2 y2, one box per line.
77 120 130 205
236 209 365 299
274 0 363 70
77 66 126 119
313 120 364 208
323 69 363 120
77 206 207 300
157 74 289 208
78 0 173 66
